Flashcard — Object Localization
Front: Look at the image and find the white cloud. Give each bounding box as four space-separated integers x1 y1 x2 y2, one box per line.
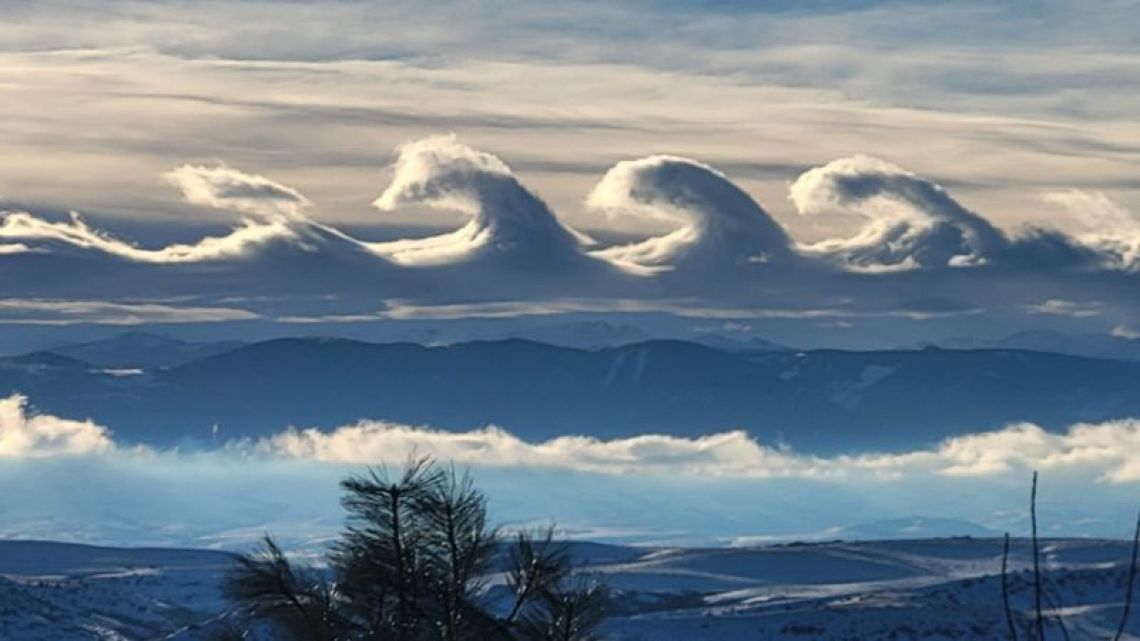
0 298 258 324
1043 189 1140 270
351 298 979 322
0 394 115 457
790 155 1008 272
253 415 1140 485
586 155 793 273
12 387 1135 486
1112 325 1140 340
1026 299 1104 318
369 135 590 267
0 165 365 263
162 164 311 221
0 210 299 263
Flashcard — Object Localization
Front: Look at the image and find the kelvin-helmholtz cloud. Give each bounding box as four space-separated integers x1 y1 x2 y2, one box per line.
587 155 795 274
0 134 1139 327
370 135 594 270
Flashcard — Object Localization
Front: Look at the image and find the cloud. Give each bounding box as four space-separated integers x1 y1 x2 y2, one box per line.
790 155 1010 272
0 394 115 457
587 155 793 273
12 388 1136 485
0 136 1136 338
5 394 1140 546
1026 298 1103 318
369 135 592 267
252 415 1140 484
1042 189 1140 270
0 165 374 264
0 299 259 324
313 298 977 322
162 164 311 221
0 210 299 263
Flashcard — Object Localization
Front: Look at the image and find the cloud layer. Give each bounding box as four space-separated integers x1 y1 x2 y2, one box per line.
0 394 115 457
5 393 1140 547
9 392 1137 486
256 417 1140 484
1 135 1140 339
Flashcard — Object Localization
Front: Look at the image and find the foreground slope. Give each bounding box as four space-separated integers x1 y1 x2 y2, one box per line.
1 538 1137 641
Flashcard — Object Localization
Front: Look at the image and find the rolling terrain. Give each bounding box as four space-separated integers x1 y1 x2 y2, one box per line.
1 538 1136 641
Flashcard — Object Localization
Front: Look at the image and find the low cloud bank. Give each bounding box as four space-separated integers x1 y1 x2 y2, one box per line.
0 394 115 457
4 394 1140 547
257 417 1140 484
8 393 1138 485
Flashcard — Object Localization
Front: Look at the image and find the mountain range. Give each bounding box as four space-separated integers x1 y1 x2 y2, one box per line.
5 335 1140 452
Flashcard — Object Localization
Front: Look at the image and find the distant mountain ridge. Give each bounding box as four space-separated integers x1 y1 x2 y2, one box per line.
44 331 246 368
932 329 1140 361
5 337 1140 453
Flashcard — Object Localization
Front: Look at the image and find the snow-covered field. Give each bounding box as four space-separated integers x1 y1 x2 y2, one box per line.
1 537 1136 640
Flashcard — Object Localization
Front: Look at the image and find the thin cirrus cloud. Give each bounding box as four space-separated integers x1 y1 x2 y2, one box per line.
0 299 259 325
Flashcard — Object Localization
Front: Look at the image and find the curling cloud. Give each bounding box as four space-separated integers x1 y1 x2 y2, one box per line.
370 135 590 267
162 164 311 221
255 416 1140 484
0 394 115 457
0 210 298 263
0 166 331 263
791 155 1009 272
1043 189 1140 270
587 155 793 273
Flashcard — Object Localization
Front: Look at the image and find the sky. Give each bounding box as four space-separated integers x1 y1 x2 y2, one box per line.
2 1 1140 547
0 1 1139 348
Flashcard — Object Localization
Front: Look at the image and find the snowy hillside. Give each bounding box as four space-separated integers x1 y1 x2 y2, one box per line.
1 538 1136 641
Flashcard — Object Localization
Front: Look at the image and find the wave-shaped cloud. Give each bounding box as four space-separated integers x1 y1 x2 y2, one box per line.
0 210 299 263
369 135 591 267
587 155 794 273
0 165 331 263
1043 189 1140 271
790 155 1011 272
0 394 115 457
162 164 312 221
1 137 1138 329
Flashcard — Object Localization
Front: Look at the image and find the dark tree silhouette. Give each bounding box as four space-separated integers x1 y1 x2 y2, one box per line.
219 458 606 641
